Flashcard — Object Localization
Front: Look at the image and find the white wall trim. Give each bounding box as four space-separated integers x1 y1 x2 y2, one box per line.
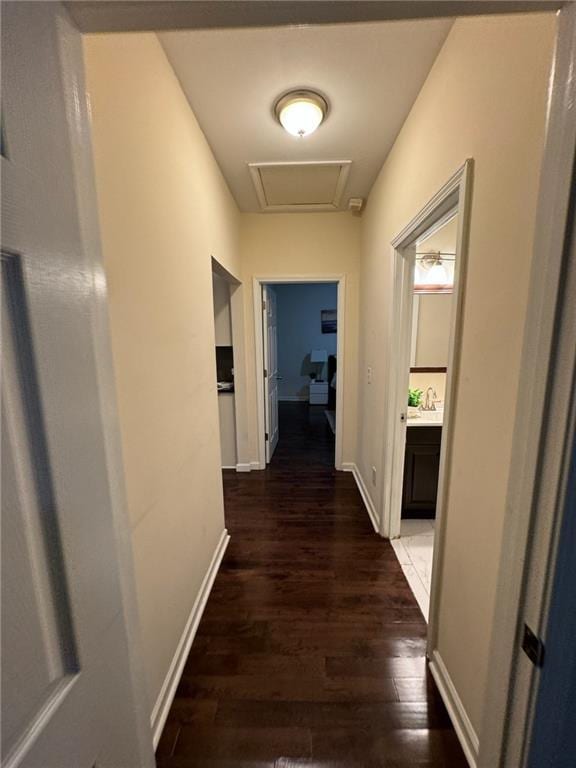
253 274 346 470
429 650 479 768
235 460 262 473
382 160 472 541
151 529 230 748
343 463 380 534
278 395 308 402
212 260 251 475
221 465 236 470
378 161 473 670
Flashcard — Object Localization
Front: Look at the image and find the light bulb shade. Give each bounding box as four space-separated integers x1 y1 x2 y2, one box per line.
310 349 328 363
275 90 328 137
414 252 454 293
426 262 449 285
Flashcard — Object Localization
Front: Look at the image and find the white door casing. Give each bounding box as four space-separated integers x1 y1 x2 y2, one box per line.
1 4 154 767
253 275 346 471
262 285 279 462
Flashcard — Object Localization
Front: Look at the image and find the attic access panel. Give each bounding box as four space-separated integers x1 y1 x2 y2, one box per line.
249 161 351 212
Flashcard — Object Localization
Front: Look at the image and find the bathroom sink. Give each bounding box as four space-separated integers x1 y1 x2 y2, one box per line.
408 410 444 425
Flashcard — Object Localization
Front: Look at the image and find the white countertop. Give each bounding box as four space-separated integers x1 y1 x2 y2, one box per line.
407 411 443 427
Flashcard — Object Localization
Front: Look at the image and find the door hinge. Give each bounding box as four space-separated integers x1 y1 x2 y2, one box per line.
521 623 545 668
264 369 268 378
265 432 269 441
262 299 266 310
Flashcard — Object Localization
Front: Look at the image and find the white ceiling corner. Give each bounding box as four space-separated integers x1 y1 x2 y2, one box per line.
159 19 453 212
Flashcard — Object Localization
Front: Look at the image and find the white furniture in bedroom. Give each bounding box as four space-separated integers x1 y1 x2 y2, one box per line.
309 380 329 405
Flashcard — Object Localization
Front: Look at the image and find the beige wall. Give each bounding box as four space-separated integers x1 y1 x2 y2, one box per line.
213 273 233 346
358 13 555 735
218 394 237 467
413 293 453 367
84 33 240 714
240 213 361 465
409 371 447 407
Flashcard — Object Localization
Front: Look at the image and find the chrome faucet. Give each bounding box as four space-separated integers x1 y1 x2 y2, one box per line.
422 386 437 412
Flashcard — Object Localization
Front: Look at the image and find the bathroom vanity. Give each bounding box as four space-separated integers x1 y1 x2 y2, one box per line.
402 422 442 518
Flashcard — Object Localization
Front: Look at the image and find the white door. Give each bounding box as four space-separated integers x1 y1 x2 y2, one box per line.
262 285 279 462
1 4 153 767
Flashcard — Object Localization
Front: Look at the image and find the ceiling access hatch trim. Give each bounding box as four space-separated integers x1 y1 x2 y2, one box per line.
248 160 352 212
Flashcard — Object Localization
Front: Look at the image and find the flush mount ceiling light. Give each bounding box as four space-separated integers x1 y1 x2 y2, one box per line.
274 89 328 137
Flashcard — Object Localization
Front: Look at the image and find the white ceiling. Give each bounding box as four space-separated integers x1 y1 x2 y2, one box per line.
160 19 453 212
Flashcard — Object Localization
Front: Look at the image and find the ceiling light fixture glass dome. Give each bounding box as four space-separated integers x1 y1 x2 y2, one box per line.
274 90 328 137
427 259 449 286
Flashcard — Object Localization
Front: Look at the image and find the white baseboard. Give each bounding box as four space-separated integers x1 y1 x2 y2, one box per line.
151 528 230 748
278 395 308 402
222 465 236 470
342 463 380 534
235 460 263 472
429 650 479 768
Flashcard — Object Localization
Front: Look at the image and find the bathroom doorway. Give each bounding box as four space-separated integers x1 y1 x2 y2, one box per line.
382 162 471 625
392 212 458 621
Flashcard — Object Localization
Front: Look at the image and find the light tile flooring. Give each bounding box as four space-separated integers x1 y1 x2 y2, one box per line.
390 519 435 622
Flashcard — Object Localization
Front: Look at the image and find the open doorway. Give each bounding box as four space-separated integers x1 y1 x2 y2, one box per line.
254 277 345 469
212 260 246 472
382 162 471 625
392 212 458 620
212 270 237 469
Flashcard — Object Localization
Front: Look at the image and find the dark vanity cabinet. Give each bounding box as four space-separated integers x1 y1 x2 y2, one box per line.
402 426 442 518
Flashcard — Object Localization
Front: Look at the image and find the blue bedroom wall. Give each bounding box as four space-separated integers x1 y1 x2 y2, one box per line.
274 283 338 401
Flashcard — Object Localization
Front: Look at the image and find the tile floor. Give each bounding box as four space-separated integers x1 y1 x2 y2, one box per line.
390 519 435 622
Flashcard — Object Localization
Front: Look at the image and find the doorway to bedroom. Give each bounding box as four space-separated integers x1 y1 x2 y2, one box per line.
255 279 343 469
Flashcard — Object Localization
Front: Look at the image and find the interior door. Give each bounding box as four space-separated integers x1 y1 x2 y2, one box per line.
262 285 279 462
1 4 152 767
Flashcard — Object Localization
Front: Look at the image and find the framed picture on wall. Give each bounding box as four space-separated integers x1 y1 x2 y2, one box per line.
321 309 337 334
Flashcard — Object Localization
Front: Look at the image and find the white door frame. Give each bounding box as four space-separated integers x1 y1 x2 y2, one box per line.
253 275 346 470
380 162 473 672
211 257 252 472
262 284 280 462
479 4 576 765
380 160 473 542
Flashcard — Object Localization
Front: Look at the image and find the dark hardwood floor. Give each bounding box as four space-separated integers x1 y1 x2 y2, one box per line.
157 402 467 767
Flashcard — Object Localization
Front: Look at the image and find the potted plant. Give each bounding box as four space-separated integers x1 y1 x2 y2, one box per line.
408 388 423 418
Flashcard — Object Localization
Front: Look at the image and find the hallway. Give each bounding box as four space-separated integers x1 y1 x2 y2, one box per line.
156 403 467 766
